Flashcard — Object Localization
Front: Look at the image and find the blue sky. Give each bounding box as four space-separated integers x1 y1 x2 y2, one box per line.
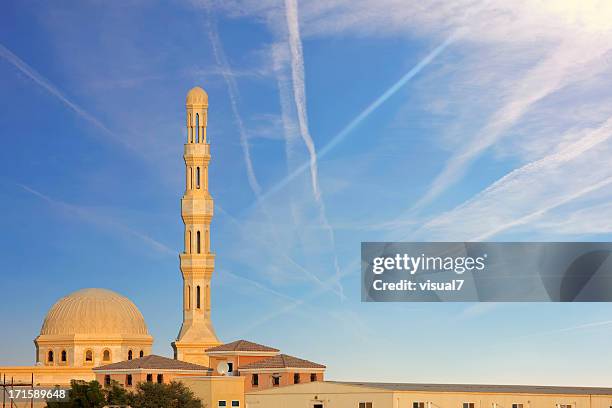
2 0 612 386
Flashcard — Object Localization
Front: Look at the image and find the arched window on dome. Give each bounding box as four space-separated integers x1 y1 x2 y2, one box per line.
196 231 201 254
103 349 111 361
196 286 201 309
128 350 133 360
61 350 67 363
196 113 200 143
139 350 144 358
85 350 93 363
47 350 54 363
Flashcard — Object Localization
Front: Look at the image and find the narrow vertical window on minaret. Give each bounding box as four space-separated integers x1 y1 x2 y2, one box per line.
188 285 192 310
195 113 200 143
190 167 193 189
197 231 201 253
188 230 192 253
197 286 201 309
196 167 201 189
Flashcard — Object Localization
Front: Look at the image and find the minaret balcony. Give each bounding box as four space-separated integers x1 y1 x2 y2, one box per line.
180 253 215 274
184 143 210 159
181 197 213 218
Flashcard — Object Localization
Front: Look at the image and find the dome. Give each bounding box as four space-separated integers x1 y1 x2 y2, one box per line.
186 86 208 106
40 288 150 337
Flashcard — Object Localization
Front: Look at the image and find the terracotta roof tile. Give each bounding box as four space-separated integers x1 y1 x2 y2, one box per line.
206 339 279 353
238 354 325 370
93 355 211 371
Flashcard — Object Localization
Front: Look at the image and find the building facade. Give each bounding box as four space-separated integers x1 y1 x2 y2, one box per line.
245 382 612 408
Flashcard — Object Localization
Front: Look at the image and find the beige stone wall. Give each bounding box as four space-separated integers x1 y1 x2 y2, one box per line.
0 365 94 386
245 382 612 408
179 376 245 408
393 391 599 408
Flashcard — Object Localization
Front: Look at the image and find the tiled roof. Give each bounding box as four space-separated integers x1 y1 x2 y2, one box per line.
206 339 279 353
93 355 211 371
238 354 325 370
332 382 612 396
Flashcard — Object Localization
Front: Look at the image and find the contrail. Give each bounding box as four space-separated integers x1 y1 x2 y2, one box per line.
283 0 345 299
18 183 175 255
205 14 262 196
0 43 133 151
249 33 458 209
284 0 320 200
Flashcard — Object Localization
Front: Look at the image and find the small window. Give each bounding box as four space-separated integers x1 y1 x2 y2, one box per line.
128 350 133 360
61 350 67 362
359 403 373 408
126 374 132 386
463 403 475 408
414 403 426 408
146 374 153 382
103 349 111 361
310 373 317 382
232 402 240 407
157 374 163 384
512 404 524 408
251 374 258 386
272 375 280 386
196 167 201 189
227 362 233 373
104 375 111 386
47 350 54 362
293 373 300 384
85 350 93 362
218 401 227 407
140 350 144 358
197 286 201 309
196 231 201 253
196 113 200 143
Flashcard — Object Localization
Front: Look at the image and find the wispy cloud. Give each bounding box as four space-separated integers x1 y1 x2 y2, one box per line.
412 37 612 211
0 43 134 151
418 116 612 240
204 11 262 196
18 183 174 256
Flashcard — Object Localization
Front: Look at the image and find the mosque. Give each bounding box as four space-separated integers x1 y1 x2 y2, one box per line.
2 87 612 408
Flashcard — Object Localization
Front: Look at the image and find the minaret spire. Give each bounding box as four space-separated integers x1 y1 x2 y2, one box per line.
172 86 221 365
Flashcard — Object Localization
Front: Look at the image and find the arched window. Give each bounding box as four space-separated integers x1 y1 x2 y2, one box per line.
196 113 200 143
103 349 111 361
196 167 201 189
128 350 133 360
196 286 201 309
61 350 67 362
189 113 193 143
85 350 93 363
188 285 192 310
47 350 54 363
196 231 201 254
188 230 192 254
139 350 144 358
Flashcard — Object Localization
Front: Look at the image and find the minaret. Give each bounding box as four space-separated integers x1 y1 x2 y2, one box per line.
172 86 221 365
